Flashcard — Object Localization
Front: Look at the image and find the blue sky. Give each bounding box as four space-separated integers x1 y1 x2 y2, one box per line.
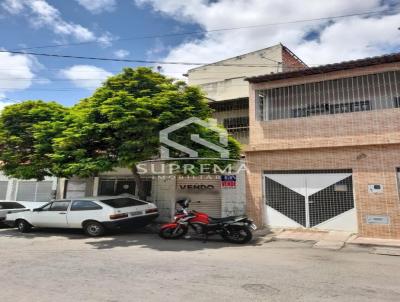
0 0 399 108
0 0 201 106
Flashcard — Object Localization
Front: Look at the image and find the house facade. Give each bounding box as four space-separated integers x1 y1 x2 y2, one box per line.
186 43 306 145
245 53 400 239
58 168 246 222
58 44 305 220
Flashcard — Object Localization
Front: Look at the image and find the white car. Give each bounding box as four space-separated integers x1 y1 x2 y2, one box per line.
5 196 159 237
0 201 47 225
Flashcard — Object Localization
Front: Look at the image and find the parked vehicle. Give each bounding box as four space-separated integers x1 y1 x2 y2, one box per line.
5 195 158 237
159 198 256 244
0 201 47 226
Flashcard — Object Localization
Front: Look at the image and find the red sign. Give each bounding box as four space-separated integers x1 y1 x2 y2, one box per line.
221 175 236 188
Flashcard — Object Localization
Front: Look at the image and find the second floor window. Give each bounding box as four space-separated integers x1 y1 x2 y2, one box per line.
292 100 371 118
256 70 400 121
223 116 249 130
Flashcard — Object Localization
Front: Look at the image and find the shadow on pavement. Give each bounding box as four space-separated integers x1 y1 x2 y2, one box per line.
0 227 86 239
0 225 268 252
85 232 265 251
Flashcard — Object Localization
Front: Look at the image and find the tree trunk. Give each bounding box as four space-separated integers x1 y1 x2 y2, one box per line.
131 165 146 200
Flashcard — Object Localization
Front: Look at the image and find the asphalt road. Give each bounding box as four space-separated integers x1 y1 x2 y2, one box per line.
0 228 399 302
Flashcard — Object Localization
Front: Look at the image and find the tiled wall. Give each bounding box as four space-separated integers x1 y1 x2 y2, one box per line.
246 63 400 239
245 145 400 239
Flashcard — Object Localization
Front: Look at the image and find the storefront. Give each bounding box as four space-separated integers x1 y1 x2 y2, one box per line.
60 168 246 222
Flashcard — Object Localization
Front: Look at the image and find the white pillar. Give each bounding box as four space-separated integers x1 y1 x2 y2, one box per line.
93 177 99 197
5 179 16 200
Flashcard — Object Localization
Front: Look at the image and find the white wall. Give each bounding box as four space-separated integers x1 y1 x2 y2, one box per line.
150 177 176 222
221 170 246 217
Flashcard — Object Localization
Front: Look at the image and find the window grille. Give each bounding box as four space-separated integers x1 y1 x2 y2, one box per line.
210 98 249 144
256 71 400 121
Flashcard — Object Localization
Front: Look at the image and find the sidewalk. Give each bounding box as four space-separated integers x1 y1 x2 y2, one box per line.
262 228 400 254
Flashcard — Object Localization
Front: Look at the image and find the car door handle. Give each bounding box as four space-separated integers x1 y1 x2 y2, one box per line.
59 212 67 215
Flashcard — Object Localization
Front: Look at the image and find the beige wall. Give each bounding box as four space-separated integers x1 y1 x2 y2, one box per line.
188 44 284 101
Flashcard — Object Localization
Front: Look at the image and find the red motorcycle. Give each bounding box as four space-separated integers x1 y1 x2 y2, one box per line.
159 198 257 244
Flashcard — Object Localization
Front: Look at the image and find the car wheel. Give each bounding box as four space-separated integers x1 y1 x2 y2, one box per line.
16 219 31 233
83 221 105 237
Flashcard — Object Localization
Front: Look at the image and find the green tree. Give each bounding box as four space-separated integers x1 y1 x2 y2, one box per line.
53 67 241 199
0 100 68 180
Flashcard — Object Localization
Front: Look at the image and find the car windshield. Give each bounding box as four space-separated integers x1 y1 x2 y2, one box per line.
101 197 147 208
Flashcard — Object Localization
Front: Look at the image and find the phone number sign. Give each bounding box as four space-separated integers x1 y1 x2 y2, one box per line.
221 175 237 188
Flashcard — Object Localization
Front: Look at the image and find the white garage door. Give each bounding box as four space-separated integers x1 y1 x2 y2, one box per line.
16 181 54 202
264 170 357 232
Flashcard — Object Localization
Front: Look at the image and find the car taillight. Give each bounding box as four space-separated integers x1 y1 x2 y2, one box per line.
109 213 128 220
145 208 158 214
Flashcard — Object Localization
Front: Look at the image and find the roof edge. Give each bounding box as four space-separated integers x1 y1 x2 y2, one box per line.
245 52 400 83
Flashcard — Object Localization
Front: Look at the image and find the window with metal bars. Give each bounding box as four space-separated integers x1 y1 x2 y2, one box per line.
210 98 249 144
223 116 249 131
98 178 152 198
256 71 400 121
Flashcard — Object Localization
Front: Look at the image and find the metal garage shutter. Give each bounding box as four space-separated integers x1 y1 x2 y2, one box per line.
66 179 87 198
16 181 53 202
176 177 222 218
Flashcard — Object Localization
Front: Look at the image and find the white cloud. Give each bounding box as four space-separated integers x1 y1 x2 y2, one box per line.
134 0 400 77
75 0 117 14
114 49 130 58
1 0 24 14
0 99 16 111
0 50 37 98
60 65 113 90
97 32 115 47
2 0 113 43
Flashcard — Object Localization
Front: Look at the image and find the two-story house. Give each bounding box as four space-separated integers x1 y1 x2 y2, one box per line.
245 53 400 239
186 43 306 145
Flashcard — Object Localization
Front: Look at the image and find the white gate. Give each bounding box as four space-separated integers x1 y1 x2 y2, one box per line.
264 170 357 232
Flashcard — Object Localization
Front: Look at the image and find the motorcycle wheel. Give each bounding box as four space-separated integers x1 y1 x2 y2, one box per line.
159 226 188 239
221 226 253 244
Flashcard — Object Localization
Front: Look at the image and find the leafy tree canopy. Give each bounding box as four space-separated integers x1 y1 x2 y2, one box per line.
52 67 241 198
0 68 241 199
0 100 68 180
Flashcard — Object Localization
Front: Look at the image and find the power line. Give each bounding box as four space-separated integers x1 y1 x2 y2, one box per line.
10 9 392 52
0 49 290 67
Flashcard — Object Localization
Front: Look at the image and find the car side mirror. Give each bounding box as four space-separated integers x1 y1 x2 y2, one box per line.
33 208 42 212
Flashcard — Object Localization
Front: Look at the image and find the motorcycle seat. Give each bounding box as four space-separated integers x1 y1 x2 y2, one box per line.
209 216 245 224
